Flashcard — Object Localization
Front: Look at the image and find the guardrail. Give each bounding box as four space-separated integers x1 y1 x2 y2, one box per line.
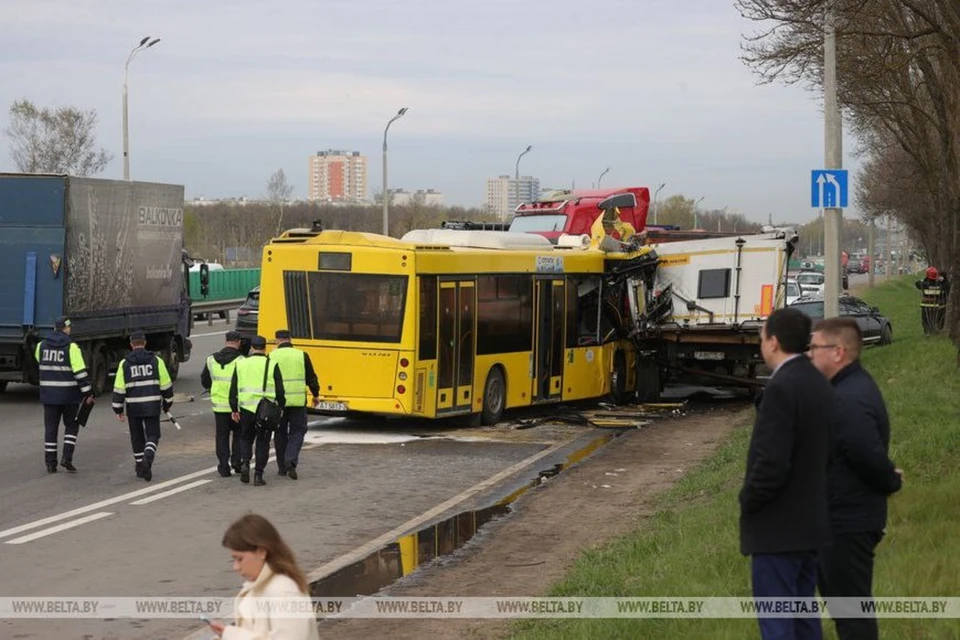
191 298 244 326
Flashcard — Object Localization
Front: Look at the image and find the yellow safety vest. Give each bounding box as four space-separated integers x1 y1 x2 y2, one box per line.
269 346 307 407
235 355 277 413
207 354 244 413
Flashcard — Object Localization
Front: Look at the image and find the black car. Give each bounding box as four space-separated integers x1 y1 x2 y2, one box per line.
235 286 259 337
790 295 892 345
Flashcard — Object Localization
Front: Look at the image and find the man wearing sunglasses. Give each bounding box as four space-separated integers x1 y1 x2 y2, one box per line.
809 317 903 640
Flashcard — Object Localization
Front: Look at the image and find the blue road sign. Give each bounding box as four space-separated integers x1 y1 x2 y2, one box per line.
811 169 848 208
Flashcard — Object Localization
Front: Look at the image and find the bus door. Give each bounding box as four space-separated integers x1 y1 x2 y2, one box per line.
533 278 565 402
437 280 475 412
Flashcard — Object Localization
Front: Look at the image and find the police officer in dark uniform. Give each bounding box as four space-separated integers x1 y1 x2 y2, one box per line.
201 330 246 477
269 329 320 480
35 316 93 473
111 330 174 481
229 335 285 487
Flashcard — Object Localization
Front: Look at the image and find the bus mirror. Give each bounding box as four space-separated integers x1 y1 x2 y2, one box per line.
598 193 637 211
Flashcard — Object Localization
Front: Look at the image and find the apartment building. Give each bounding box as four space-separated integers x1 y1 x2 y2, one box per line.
308 150 368 202
485 175 541 220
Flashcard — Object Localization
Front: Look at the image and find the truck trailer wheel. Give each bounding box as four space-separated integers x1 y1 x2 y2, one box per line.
90 345 109 397
162 338 181 382
0 381 7 394
480 367 505 426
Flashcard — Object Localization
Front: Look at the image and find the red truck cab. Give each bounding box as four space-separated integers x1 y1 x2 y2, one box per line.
509 187 650 242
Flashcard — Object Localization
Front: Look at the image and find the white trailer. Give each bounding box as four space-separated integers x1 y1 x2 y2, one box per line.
626 229 798 399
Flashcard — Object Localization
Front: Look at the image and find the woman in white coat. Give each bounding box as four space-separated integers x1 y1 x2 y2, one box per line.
208 514 320 640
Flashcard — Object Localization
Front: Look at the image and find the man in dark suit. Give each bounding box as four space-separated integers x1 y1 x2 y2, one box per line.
741 307 834 639
809 317 903 640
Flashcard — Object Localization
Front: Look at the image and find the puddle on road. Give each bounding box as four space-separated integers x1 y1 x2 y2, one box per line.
309 431 619 599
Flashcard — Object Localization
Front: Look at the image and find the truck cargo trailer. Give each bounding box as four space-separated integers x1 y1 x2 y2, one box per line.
0 174 193 395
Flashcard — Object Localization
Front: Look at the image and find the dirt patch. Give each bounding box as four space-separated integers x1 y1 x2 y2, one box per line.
323 404 749 639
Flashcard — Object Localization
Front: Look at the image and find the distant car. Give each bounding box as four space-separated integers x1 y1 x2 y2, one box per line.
796 271 825 296
785 278 802 306
790 295 893 345
235 286 259 338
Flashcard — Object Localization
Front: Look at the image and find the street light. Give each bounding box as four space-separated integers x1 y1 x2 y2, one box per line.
123 36 160 181
653 182 666 224
382 107 408 236
514 144 533 218
597 167 611 188
694 196 705 230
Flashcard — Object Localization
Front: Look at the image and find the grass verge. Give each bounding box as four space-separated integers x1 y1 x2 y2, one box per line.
512 275 960 639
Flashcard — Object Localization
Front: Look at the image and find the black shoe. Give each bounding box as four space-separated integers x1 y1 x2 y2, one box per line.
240 462 250 484
218 467 232 478
287 467 298 480
253 473 265 486
232 463 242 474
135 461 144 478
278 467 287 477
47 465 57 474
142 464 152 482
60 460 77 473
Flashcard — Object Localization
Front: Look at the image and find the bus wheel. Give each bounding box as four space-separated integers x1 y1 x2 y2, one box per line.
610 351 628 404
481 368 506 426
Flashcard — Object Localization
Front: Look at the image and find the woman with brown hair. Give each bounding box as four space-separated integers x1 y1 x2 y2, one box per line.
207 514 319 640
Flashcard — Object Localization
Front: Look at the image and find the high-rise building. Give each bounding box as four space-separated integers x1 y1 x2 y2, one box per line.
485 175 541 220
308 150 368 202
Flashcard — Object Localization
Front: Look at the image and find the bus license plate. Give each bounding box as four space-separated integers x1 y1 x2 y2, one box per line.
694 351 725 361
316 401 348 412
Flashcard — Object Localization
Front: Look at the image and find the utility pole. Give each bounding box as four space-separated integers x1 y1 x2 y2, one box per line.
885 215 892 278
123 36 160 180
514 145 533 220
823 5 842 318
382 107 408 235
867 218 875 287
653 183 665 225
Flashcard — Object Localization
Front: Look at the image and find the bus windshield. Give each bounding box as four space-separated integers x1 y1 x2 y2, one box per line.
306 273 407 342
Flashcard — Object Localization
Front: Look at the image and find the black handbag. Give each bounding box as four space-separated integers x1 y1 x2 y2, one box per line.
254 359 282 433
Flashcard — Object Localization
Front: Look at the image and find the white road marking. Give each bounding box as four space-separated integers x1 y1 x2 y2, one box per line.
130 480 214 505
305 437 574 583
0 469 216 540
5 512 114 545
191 329 229 337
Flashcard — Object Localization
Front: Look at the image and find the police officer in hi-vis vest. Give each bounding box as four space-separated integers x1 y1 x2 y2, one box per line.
201 330 246 477
35 316 93 473
229 335 285 486
269 329 320 480
111 330 174 481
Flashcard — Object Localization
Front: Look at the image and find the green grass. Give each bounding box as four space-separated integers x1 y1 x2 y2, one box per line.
511 276 960 639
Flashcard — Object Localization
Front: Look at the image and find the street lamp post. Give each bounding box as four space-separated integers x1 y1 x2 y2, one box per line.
653 183 665 225
514 144 533 219
382 107 408 236
597 167 610 188
123 36 160 181
694 196 705 230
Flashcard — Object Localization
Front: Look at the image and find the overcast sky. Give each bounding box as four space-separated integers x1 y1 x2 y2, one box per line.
0 0 860 222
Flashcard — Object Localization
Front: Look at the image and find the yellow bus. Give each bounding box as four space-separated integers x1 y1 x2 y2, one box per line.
257 225 657 424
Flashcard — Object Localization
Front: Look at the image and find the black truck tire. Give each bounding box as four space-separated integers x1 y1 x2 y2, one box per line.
0 381 7 394
162 338 181 382
90 344 109 397
610 351 629 404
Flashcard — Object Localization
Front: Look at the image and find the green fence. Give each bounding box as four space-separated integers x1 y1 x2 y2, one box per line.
189 268 260 302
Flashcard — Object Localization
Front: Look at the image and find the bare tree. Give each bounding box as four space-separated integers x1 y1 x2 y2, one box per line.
266 169 294 237
5 99 112 175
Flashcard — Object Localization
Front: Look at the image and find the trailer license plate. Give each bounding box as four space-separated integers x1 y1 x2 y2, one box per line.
694 351 725 361
316 401 348 412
